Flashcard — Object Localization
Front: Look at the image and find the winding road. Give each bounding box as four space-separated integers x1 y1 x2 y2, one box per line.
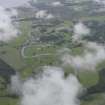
21 43 56 59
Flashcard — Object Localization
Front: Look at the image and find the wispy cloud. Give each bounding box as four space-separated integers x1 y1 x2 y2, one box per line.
51 1 63 7
61 42 105 70
72 22 90 41
0 6 18 42
9 74 22 95
36 10 54 19
10 66 82 105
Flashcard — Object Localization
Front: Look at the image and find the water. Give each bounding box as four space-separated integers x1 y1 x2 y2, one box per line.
0 0 30 8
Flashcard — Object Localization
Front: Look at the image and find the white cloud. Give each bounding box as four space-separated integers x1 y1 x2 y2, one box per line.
51 1 63 7
9 74 22 95
36 10 47 19
72 22 90 41
10 66 82 105
36 10 54 19
46 14 54 19
21 66 82 105
0 6 18 42
61 42 105 70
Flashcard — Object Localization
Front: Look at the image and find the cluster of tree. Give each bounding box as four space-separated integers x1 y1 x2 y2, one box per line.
84 21 105 43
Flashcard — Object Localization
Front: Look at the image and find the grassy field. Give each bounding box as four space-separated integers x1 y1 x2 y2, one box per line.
24 44 59 56
81 15 105 21
0 97 19 105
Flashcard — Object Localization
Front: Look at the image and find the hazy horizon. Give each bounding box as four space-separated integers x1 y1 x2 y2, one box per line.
0 0 29 7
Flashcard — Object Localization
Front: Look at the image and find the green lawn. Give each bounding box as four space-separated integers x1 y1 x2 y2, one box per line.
78 71 99 87
0 97 19 105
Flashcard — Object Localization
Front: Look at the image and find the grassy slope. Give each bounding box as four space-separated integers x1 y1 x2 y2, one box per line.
0 21 31 70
